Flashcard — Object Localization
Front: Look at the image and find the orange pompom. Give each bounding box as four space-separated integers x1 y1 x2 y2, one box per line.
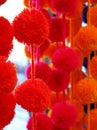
90 56 97 80
24 45 31 59
73 78 97 105
73 26 97 56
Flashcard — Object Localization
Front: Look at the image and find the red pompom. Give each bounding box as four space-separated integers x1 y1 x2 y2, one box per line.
15 79 51 112
49 17 69 42
52 47 80 72
51 0 78 14
51 102 78 128
25 62 51 83
0 17 13 57
26 113 53 130
0 0 7 5
0 93 16 129
13 9 49 46
47 69 69 92
0 56 17 96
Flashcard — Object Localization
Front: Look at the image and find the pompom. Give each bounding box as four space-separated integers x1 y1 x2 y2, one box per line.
24 45 31 59
73 26 97 56
90 56 97 80
13 9 49 46
90 4 97 27
51 0 78 14
15 79 51 112
73 78 97 105
0 93 16 129
38 0 51 8
25 62 51 83
47 69 69 92
0 56 17 96
0 16 13 57
26 113 53 130
51 102 78 128
52 47 80 72
0 0 7 5
49 17 69 42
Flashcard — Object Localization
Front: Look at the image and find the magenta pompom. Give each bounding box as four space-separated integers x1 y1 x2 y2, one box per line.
51 0 78 14
51 102 78 128
26 113 53 130
52 47 80 72
13 9 49 46
47 69 69 92
49 17 69 42
0 16 13 57
15 79 51 113
0 93 16 129
25 62 51 83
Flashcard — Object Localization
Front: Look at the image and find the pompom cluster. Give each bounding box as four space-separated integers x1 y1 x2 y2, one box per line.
0 56 17 96
0 93 16 129
15 79 51 112
0 16 13 57
13 9 49 46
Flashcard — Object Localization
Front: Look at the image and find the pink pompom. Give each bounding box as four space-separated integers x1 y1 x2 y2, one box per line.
25 62 51 83
49 17 69 42
15 79 51 113
52 47 80 72
13 9 49 46
26 113 53 130
51 102 78 128
0 93 16 129
0 17 13 57
47 69 69 92
51 0 78 14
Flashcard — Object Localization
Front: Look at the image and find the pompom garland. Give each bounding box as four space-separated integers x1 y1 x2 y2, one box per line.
26 113 53 130
0 0 7 5
0 93 16 129
15 79 51 113
0 16 13 57
51 0 78 15
13 9 49 46
72 26 97 56
0 56 17 96
52 47 80 72
51 102 78 128
73 78 97 105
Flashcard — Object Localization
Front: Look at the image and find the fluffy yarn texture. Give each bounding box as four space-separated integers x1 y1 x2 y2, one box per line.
0 56 17 96
49 17 69 42
13 9 49 46
90 56 97 80
51 102 78 128
73 78 97 105
47 69 69 92
15 79 51 112
25 62 51 83
52 47 80 72
73 26 97 56
0 0 7 5
90 4 97 27
0 16 13 57
51 0 78 14
0 93 16 129
26 113 53 130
